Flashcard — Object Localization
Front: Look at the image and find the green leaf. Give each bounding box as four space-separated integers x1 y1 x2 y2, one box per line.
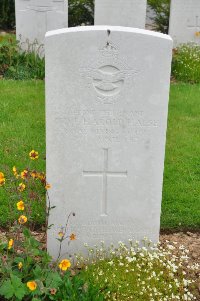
32 249 41 256
23 227 31 238
15 287 26 300
0 280 15 299
0 274 25 299
10 274 22 289
14 257 24 264
45 272 62 288
0 242 7 251
29 237 40 248
33 265 43 278
42 252 52 263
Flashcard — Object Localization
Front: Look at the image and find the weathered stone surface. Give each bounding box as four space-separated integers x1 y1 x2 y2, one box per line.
169 0 200 46
95 0 147 28
46 26 172 259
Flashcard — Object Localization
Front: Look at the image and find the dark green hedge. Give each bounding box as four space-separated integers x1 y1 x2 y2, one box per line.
0 0 15 30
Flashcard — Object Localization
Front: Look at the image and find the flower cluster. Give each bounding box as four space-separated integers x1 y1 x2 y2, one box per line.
13 167 47 187
172 43 200 83
1 150 53 228
79 239 197 301
10 150 49 188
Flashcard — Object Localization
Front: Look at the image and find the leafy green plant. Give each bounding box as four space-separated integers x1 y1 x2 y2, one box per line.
0 230 103 300
147 0 170 34
0 35 45 80
0 151 103 301
172 43 200 83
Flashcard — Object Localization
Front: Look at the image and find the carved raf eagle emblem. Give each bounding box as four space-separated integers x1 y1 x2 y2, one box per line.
80 41 138 105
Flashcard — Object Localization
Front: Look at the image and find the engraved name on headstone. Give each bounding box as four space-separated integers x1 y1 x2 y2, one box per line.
46 26 172 258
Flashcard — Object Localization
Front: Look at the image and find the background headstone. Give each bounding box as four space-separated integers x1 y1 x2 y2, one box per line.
95 0 147 28
46 26 172 259
146 4 156 30
169 0 200 46
15 0 68 54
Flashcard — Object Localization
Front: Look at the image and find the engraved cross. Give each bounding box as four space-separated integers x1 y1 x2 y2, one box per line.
83 149 128 216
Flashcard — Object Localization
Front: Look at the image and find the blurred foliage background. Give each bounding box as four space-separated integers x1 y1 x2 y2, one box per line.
0 0 15 30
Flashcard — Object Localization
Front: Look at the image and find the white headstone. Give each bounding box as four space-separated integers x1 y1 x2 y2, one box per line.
46 26 172 259
15 0 68 54
169 0 200 47
95 0 147 28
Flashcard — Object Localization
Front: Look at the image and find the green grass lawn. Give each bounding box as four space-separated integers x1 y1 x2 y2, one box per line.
0 80 45 227
0 80 199 230
161 83 200 230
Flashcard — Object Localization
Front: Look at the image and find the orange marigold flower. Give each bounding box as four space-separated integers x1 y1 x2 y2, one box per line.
27 281 37 291
29 150 39 160
8 239 14 250
70 233 76 241
31 171 38 179
0 172 5 186
21 169 28 179
17 200 25 211
195 31 200 37
58 259 71 271
18 215 27 224
38 172 45 181
50 288 57 295
18 183 26 192
45 183 51 190
18 262 23 269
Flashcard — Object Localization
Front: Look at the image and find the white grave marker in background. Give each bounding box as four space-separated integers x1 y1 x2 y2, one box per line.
46 26 172 259
169 0 200 46
95 0 147 28
15 0 68 54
